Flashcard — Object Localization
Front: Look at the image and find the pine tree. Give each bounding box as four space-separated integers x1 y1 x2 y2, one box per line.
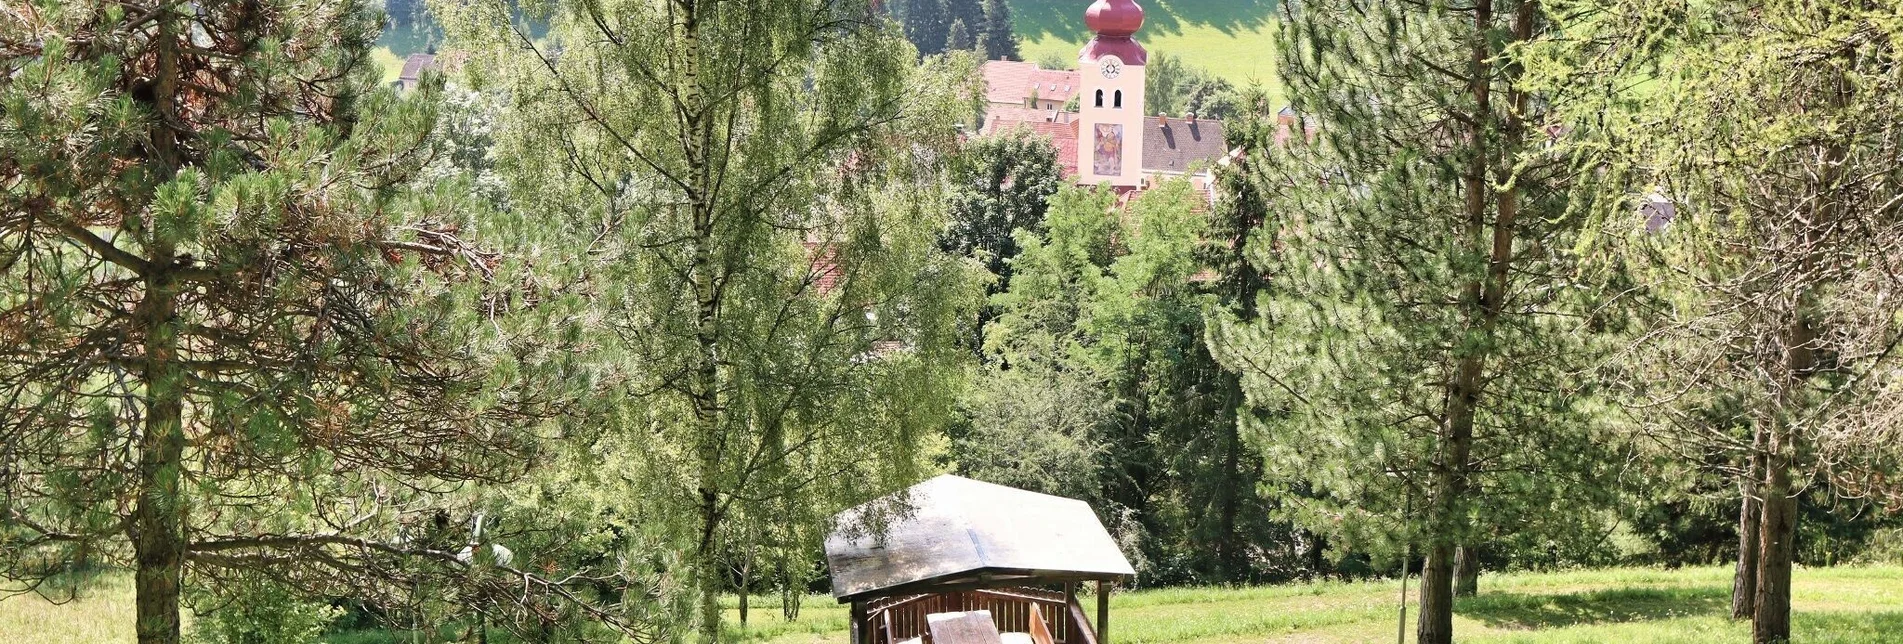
947 0 986 38
980 0 1022 61
1199 90 1297 582
1212 2 1623 641
434 0 983 639
947 18 975 52
0 1 581 642
905 0 951 57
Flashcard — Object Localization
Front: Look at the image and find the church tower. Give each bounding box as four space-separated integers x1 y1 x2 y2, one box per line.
1077 0 1147 188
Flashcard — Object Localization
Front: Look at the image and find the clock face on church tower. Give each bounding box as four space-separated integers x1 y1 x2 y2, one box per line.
1099 55 1123 80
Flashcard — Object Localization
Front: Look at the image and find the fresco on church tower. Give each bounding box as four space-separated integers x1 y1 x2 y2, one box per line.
1093 123 1124 176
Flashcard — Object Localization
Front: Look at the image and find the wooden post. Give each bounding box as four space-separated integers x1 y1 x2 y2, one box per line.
1097 580 1112 644
1065 582 1077 643
1397 543 1411 644
851 600 867 644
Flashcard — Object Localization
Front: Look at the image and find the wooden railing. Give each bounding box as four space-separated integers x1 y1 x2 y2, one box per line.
861 587 1092 644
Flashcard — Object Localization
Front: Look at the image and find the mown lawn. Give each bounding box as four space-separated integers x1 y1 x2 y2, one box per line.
372 46 406 86
725 565 1903 644
1009 0 1279 90
5 566 1898 643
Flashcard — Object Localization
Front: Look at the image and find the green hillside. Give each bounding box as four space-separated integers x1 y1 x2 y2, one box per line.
1010 0 1278 87
365 1 1276 91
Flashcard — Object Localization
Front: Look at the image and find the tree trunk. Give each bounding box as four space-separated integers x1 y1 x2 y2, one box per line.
782 562 802 621
677 0 725 637
738 545 751 629
1733 491 1763 618
1396 541 1412 644
1453 546 1479 597
134 276 185 644
1214 380 1245 579
1753 442 1796 643
133 338 185 644
1214 140 1265 583
1734 430 1765 620
1416 543 1456 644
1305 530 1327 579
695 477 721 641
135 7 186 626
1414 399 1473 644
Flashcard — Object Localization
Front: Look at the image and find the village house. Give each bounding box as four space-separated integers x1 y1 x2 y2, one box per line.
979 60 1082 112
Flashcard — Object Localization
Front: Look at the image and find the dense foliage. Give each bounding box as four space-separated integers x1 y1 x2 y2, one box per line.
1523 2 1903 640
0 2 592 643
4 1 1901 644
430 0 984 639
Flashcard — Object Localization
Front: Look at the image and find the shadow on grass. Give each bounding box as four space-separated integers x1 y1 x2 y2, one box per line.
1010 0 1279 41
1456 586 1730 629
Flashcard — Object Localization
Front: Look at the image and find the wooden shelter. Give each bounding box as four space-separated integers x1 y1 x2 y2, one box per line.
825 475 1136 644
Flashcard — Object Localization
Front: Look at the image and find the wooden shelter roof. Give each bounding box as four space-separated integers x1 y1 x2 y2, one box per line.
826 475 1136 602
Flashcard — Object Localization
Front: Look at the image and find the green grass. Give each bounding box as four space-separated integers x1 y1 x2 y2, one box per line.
0 576 138 644
1009 0 1279 89
371 46 406 86
721 565 1903 644
370 0 1276 89
8 566 1900 642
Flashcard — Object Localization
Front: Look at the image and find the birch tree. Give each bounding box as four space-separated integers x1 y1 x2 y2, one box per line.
434 0 983 638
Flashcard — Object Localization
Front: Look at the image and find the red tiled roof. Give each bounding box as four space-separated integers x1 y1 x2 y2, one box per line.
1274 108 1321 146
981 60 1082 107
980 115 1081 179
1044 122 1081 178
981 106 1058 130
803 242 843 295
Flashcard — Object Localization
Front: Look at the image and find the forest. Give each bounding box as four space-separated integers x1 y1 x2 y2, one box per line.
2 1 1901 644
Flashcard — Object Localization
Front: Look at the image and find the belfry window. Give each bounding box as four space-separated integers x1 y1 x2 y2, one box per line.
1094 89 1105 108
1114 90 1124 109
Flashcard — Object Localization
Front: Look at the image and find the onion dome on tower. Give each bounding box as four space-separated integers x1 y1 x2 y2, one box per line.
1080 0 1148 65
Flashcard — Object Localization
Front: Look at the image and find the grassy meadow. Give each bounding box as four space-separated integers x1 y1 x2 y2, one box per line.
13 565 1894 643
367 1 1281 90
723 565 1903 643
1009 0 1279 88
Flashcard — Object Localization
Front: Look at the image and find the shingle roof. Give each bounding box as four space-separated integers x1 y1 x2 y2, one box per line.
981 106 1060 129
825 475 1136 601
980 60 1082 107
398 53 436 89
1141 116 1226 174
